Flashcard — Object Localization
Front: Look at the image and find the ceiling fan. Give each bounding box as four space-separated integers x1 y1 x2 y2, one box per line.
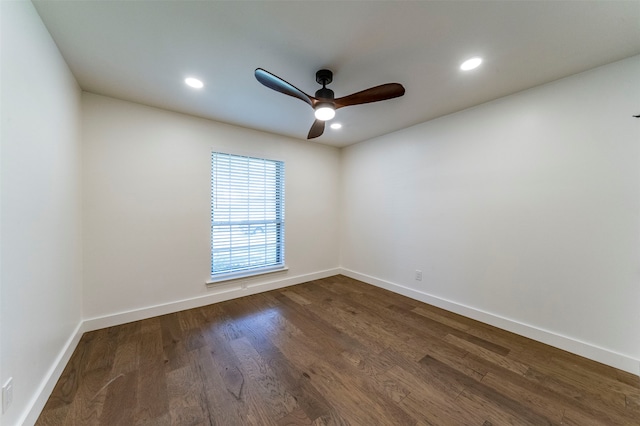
255 68 405 139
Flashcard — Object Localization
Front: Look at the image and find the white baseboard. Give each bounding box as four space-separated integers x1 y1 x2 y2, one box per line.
83 268 340 332
20 321 87 426
339 267 640 376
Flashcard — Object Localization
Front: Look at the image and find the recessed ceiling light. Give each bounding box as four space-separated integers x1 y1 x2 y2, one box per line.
460 57 482 71
185 77 204 89
330 123 342 130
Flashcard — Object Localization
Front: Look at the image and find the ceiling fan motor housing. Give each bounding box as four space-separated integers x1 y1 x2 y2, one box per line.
315 87 334 100
315 69 333 85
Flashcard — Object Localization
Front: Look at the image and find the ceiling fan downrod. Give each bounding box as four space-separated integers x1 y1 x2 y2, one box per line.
315 69 334 100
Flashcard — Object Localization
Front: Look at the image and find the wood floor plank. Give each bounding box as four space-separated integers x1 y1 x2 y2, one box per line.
98 371 138 426
305 358 417 425
443 333 529 375
62 366 111 424
522 366 639 425
276 407 313 425
36 275 639 425
135 320 170 424
267 292 369 363
397 392 462 426
479 371 565 422
160 313 190 372
421 355 555 425
231 296 339 423
166 362 208 426
229 337 299 420
291 287 391 355
189 346 248 426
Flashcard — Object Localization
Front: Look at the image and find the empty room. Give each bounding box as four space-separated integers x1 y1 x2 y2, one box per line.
2 1 639 425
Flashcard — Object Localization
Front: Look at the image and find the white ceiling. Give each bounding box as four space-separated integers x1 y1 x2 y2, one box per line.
33 1 640 148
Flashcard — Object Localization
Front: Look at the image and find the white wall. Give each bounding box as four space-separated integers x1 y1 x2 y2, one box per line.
1 1 83 425
82 93 340 323
340 56 640 374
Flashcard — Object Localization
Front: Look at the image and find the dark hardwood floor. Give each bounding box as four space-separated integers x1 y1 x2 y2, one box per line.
36 275 639 425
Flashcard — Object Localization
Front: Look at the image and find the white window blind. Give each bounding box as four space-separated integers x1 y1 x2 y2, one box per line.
211 152 285 278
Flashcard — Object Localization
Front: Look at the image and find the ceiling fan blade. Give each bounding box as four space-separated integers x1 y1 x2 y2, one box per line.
334 83 405 109
307 119 325 139
255 68 314 107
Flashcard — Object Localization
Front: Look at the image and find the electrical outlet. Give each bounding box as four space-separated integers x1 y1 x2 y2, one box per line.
415 270 422 281
2 377 13 413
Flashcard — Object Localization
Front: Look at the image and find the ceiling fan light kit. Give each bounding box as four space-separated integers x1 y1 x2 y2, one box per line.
255 67 405 139
314 104 335 121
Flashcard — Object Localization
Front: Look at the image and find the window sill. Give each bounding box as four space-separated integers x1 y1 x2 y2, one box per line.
206 265 289 286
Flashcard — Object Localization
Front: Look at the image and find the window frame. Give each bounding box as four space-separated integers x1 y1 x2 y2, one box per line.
208 151 286 284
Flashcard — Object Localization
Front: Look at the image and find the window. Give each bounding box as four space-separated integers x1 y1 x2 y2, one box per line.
210 152 285 280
